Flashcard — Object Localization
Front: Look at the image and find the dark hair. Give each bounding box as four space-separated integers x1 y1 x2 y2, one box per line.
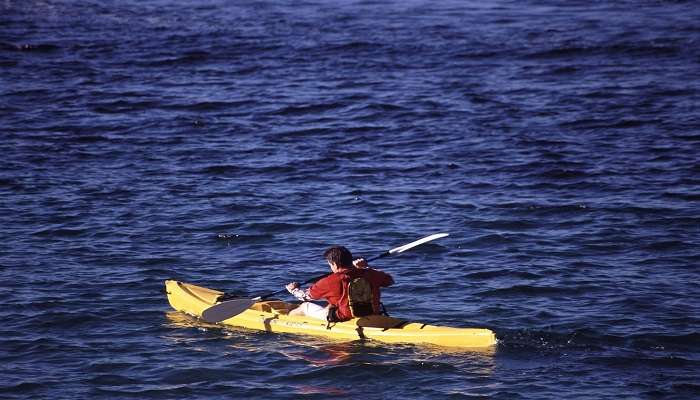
323 246 353 268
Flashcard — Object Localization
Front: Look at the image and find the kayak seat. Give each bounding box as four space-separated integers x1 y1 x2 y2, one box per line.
252 301 293 315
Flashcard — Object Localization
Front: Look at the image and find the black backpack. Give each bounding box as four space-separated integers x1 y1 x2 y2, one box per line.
347 276 374 317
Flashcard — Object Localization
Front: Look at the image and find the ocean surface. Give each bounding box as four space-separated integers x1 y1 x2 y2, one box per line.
2 0 699 398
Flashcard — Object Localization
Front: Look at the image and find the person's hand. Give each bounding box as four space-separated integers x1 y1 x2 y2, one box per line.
286 282 299 292
353 258 368 269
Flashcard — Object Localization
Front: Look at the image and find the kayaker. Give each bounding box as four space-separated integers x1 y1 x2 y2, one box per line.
285 246 394 321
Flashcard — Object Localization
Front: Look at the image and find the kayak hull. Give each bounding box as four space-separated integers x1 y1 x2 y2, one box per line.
165 280 497 349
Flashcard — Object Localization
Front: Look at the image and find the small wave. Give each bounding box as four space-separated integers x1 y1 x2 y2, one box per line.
345 125 386 134
245 222 329 234
465 270 541 280
32 227 88 238
526 42 680 59
526 45 590 59
651 88 696 97
233 65 261 75
324 41 381 52
444 200 478 210
0 177 24 190
495 326 695 353
163 99 255 111
188 101 239 111
536 168 589 180
629 332 700 352
268 127 335 141
137 50 210 66
669 383 700 396
70 134 110 144
642 240 687 251
200 164 245 174
181 50 210 61
663 191 700 201
361 103 406 112
602 205 675 216
87 374 140 385
22 310 105 331
559 117 617 129
272 102 346 116
464 234 516 246
92 100 159 114
467 219 537 230
491 201 589 214
161 367 234 385
455 50 502 59
0 382 45 395
550 65 579 74
0 42 59 52
214 233 275 242
479 284 594 297
583 355 698 368
138 256 182 266
497 328 597 352
581 90 614 99
610 119 659 128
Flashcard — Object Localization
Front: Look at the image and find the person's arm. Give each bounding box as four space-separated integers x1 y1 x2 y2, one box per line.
286 282 313 301
382 273 395 287
354 258 394 287
307 277 328 300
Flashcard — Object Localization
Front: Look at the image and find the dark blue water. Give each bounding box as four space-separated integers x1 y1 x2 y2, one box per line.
2 0 699 398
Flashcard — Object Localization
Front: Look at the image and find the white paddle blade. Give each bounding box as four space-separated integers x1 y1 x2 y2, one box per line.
388 233 449 254
201 299 255 323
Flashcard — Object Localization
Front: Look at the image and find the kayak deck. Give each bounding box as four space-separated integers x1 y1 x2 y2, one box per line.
165 280 497 349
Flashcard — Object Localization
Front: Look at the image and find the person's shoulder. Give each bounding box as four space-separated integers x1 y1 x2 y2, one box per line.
324 272 347 282
314 273 336 286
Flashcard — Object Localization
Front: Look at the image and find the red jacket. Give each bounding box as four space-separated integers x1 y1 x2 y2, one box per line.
308 268 393 321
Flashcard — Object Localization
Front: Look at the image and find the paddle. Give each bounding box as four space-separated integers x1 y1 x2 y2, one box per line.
201 233 449 323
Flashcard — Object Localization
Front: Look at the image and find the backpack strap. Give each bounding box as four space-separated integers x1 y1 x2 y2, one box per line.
326 305 340 329
380 302 389 316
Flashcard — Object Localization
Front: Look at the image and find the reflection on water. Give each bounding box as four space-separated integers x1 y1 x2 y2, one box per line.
281 341 356 367
294 385 348 395
164 310 203 329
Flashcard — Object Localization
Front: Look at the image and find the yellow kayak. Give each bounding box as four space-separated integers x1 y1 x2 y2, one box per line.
165 280 497 349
